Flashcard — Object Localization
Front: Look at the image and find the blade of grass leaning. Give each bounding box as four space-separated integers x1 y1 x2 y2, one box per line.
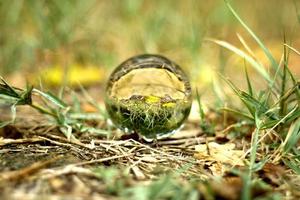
288 71 300 93
272 83 299 109
17 85 33 105
0 121 11 128
245 106 298 162
283 158 300 175
210 39 272 84
78 84 108 119
249 113 262 172
0 77 19 98
224 0 278 71
285 63 300 106
222 75 281 128
1 104 18 128
33 88 67 109
279 37 289 116
196 89 205 124
284 43 300 56
223 77 256 117
241 172 251 200
196 89 213 134
282 118 300 154
220 107 253 120
244 64 253 97
237 33 257 59
245 114 262 200
221 75 268 118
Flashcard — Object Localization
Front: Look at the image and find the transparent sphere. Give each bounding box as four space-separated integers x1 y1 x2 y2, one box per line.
105 54 192 140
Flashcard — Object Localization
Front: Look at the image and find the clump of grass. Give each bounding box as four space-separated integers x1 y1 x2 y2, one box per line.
208 1 300 199
0 77 109 139
195 89 214 135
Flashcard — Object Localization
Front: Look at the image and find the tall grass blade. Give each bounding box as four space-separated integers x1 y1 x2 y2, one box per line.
237 33 256 59
283 158 300 175
279 42 288 116
282 118 300 154
0 77 19 98
33 89 67 109
284 43 300 56
221 107 253 120
244 64 253 97
210 39 272 84
196 89 205 122
224 0 278 71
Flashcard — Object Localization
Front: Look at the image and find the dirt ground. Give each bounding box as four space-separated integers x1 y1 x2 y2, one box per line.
1 99 299 200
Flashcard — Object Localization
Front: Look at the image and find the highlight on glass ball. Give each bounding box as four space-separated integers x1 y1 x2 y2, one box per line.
105 54 192 140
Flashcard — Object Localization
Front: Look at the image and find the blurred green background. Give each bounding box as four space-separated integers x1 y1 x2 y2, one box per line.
1 0 299 88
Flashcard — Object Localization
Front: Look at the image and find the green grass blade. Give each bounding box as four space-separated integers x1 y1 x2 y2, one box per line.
283 158 300 175
221 76 256 117
244 64 253 97
17 85 33 105
210 39 272 84
285 63 300 106
224 0 278 71
196 89 205 122
220 107 253 120
0 104 17 128
282 118 300 154
0 121 11 128
33 89 67 109
279 43 288 116
78 84 108 119
237 33 257 59
196 89 214 134
0 77 20 98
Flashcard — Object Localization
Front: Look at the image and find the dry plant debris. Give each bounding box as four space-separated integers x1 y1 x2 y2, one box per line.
0 115 299 200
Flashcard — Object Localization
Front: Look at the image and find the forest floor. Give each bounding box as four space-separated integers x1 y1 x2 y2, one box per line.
0 89 299 200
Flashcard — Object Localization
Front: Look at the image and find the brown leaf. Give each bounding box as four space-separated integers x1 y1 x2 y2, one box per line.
198 177 243 200
194 142 245 166
258 163 286 187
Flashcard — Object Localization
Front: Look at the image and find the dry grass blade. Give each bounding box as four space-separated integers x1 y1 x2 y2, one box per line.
0 137 46 146
207 38 272 84
284 43 300 56
224 0 278 71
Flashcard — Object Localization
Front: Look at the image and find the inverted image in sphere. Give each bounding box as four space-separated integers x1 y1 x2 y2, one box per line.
105 54 192 140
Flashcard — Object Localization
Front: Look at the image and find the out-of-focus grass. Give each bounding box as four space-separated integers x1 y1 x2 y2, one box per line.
1 0 299 86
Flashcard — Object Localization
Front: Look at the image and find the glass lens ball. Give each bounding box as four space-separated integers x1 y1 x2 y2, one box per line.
105 54 192 139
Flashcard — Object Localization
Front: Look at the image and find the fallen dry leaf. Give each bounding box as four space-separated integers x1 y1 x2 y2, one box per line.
258 163 286 187
194 142 245 175
195 142 244 166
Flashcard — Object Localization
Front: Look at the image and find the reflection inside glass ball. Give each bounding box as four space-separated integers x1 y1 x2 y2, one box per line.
105 54 192 140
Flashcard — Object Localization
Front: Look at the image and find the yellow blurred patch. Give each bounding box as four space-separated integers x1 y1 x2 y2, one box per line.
196 65 215 85
36 64 105 87
145 96 161 104
162 102 176 108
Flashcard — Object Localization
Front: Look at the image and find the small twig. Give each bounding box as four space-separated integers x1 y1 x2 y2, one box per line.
0 138 46 146
37 136 76 149
156 136 206 146
73 153 133 166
